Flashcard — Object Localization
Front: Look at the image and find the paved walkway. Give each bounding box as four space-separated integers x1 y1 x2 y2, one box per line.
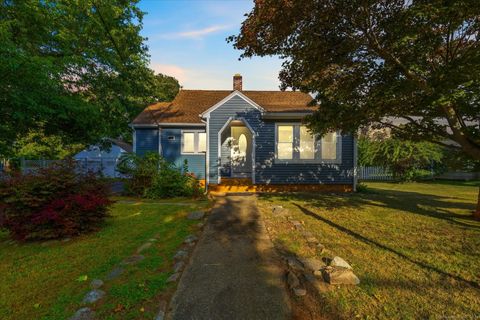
168 195 291 320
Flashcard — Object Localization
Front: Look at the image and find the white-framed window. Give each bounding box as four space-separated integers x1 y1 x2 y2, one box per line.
181 130 206 154
275 123 341 163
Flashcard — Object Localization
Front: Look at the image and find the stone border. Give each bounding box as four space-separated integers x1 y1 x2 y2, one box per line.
69 209 208 320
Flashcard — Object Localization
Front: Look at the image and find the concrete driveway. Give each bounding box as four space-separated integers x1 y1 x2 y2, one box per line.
168 195 291 320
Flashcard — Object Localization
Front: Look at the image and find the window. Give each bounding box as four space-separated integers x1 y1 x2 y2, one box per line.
277 125 293 159
168 136 175 141
181 130 206 154
275 123 340 162
299 126 315 159
198 132 207 153
321 132 337 160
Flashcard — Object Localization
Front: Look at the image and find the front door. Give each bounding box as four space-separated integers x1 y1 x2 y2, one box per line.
230 126 252 177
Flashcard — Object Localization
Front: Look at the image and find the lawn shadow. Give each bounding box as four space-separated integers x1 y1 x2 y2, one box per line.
293 203 480 291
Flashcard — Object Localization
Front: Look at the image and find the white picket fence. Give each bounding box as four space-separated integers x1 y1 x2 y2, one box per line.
20 158 123 178
358 166 394 181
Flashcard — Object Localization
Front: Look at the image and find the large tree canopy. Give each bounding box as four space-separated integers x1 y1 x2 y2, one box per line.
230 0 480 161
0 0 172 158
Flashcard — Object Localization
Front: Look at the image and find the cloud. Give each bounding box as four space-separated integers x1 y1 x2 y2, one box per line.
150 63 188 83
153 24 232 40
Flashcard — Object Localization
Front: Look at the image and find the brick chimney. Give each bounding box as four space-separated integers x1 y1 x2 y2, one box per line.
233 74 242 91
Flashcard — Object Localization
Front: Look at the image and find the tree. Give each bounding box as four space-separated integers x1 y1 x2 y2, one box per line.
0 0 155 158
230 0 480 217
358 138 444 180
151 73 180 102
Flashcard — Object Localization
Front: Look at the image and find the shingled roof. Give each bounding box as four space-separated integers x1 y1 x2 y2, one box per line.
132 88 315 125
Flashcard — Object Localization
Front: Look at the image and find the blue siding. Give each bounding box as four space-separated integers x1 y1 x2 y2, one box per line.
135 129 159 156
208 94 354 185
161 127 206 179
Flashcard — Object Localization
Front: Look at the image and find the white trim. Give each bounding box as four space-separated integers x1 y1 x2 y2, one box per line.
131 124 158 128
273 123 342 164
132 128 136 153
159 123 205 127
217 117 256 184
200 91 265 118
353 136 358 192
205 117 210 187
158 128 162 156
181 129 206 155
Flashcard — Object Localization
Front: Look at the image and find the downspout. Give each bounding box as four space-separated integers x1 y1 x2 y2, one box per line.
353 135 358 192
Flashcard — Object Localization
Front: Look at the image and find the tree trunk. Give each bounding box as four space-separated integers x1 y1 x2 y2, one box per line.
475 187 480 220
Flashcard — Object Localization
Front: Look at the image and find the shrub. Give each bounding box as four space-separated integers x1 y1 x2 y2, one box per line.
0 161 112 241
117 153 204 198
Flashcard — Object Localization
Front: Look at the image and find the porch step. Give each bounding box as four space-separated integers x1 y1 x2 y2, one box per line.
218 178 253 186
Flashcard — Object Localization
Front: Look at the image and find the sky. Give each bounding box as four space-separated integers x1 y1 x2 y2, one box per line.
139 0 283 90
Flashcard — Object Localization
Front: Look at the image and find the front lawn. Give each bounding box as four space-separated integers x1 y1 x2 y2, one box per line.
0 197 209 320
258 181 480 319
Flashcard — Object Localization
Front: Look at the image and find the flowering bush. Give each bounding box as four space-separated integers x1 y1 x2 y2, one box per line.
0 161 112 241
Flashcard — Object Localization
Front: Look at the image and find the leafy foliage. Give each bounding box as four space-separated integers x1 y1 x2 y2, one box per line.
230 0 480 160
151 73 180 102
117 153 203 198
0 161 112 241
358 138 444 180
0 1 179 158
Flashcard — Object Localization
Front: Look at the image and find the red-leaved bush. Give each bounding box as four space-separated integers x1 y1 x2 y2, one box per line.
0 161 113 241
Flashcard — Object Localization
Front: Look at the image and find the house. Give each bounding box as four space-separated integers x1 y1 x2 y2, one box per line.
131 75 357 192
74 139 132 177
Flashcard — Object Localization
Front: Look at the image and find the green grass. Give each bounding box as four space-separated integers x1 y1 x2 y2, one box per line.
258 181 480 319
0 197 209 320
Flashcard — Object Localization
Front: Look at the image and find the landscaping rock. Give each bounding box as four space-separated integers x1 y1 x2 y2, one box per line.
70 307 95 320
188 211 205 220
105 267 125 280
174 250 188 260
287 271 300 289
291 220 303 230
330 256 353 270
300 258 325 272
293 287 307 296
136 242 152 253
167 272 181 283
184 235 198 244
121 254 145 265
306 237 319 245
89 279 104 290
82 289 105 304
155 300 167 320
323 267 360 285
286 257 304 271
173 261 185 273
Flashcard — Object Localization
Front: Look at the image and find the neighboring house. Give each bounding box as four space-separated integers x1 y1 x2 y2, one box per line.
74 139 132 177
131 75 357 192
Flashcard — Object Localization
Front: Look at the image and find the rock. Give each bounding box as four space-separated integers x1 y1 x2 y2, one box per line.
105 267 124 280
70 307 95 320
188 211 205 220
184 235 198 244
166 272 180 283
174 250 188 260
82 289 105 304
330 256 353 270
291 220 302 230
173 261 185 273
89 279 104 289
287 271 300 289
300 258 325 272
303 273 316 283
293 287 307 296
316 243 326 253
121 254 145 265
306 237 319 245
323 267 360 285
136 242 152 253
155 300 167 320
286 257 304 271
